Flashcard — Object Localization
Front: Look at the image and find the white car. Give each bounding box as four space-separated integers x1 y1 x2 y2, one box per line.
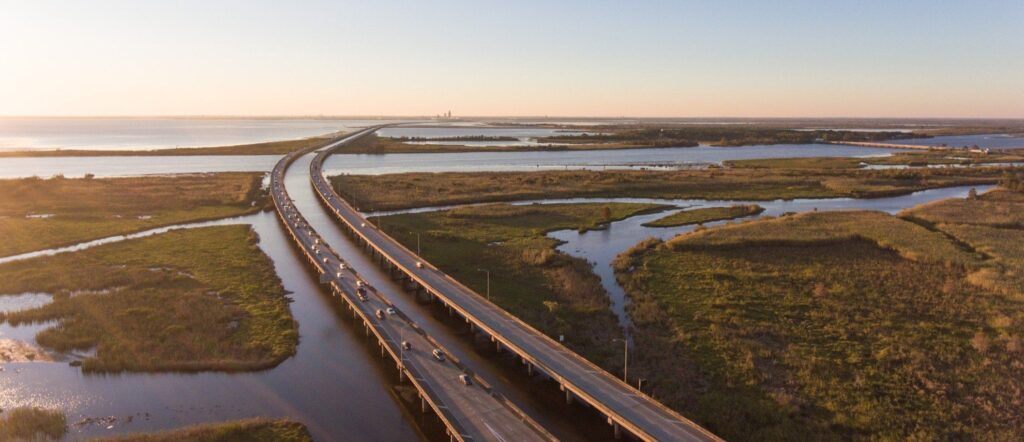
415 261 424 269
386 307 396 315
459 374 472 386
432 349 445 361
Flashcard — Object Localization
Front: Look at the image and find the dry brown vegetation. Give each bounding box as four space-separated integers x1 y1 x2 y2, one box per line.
613 196 1024 440
0 173 265 256
0 407 66 441
333 167 1002 211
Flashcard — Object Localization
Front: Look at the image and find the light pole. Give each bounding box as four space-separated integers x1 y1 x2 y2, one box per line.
613 338 628 383
412 231 421 255
637 378 646 392
476 268 490 300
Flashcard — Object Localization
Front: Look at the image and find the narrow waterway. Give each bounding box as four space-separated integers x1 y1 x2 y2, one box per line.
0 210 423 440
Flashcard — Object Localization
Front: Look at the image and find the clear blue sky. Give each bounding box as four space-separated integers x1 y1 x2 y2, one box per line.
1 0 1021 117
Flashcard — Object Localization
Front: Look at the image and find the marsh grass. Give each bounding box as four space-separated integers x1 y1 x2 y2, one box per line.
615 210 1024 440
671 210 982 266
375 203 667 369
642 205 763 228
0 407 67 441
0 225 296 372
332 167 1001 211
0 173 266 256
91 418 311 441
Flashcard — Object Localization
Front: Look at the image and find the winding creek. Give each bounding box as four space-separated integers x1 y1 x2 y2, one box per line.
0 136 1007 440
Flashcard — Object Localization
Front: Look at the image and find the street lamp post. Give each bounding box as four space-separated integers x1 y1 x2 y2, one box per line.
413 232 421 255
613 338 628 383
476 268 490 300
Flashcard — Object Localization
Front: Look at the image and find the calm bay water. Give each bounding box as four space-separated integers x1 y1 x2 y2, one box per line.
0 118 391 151
891 133 1024 149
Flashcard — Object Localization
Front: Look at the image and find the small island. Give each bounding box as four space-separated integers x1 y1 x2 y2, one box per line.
642 205 765 227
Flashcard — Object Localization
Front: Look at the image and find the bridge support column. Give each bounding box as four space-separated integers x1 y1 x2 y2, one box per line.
613 423 621 439
565 389 574 405
381 343 386 358
421 396 427 413
495 341 501 353
526 362 533 376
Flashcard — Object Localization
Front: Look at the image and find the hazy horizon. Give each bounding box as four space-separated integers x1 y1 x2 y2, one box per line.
2 1 1022 118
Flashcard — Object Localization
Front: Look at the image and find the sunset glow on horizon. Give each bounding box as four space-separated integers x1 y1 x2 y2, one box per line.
2 0 1022 118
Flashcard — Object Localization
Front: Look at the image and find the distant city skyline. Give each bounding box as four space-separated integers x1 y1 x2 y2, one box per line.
1 0 1022 118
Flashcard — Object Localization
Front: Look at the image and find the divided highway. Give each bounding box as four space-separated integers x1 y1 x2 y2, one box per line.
311 129 723 442
271 128 553 442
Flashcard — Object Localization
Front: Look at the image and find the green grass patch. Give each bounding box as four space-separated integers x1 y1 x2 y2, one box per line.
0 173 265 256
0 407 67 441
375 203 667 368
91 418 311 441
0 225 296 372
643 205 763 227
615 211 1024 439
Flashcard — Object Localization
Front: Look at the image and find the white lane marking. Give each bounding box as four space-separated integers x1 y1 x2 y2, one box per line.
483 423 507 442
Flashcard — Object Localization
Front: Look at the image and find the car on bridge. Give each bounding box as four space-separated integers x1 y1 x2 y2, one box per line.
432 349 445 361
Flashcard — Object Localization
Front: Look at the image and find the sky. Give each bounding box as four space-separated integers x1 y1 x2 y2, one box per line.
1 0 1022 118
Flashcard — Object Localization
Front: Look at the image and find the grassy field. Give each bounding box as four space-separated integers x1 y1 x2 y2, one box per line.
0 225 296 372
0 407 66 441
672 210 980 265
613 207 1024 440
901 188 1024 298
332 167 1001 211
0 135 335 157
0 173 265 256
643 204 763 227
373 203 668 369
92 418 311 441
902 188 1024 228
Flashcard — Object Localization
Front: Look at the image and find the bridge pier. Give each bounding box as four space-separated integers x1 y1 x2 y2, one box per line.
613 422 621 439
565 389 574 405
526 362 533 376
